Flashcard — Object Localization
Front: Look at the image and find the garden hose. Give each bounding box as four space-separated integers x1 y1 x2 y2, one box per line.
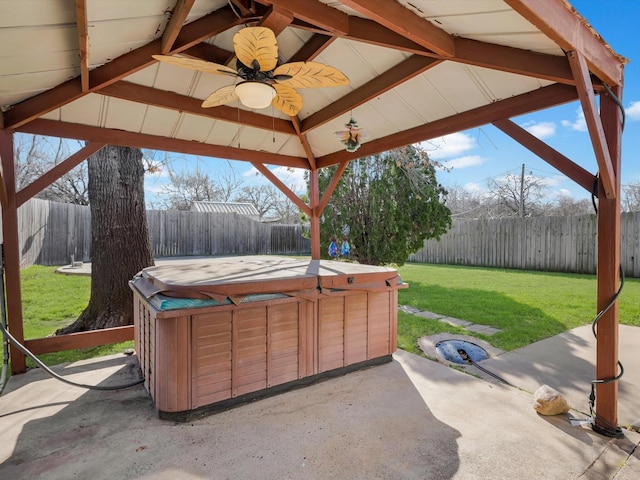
0 243 144 395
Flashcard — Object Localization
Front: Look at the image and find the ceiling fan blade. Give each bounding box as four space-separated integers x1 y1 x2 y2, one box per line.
152 55 238 76
233 27 278 72
273 62 349 89
271 84 303 116
202 85 239 108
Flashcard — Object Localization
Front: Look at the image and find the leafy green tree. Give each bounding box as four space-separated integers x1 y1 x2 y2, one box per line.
319 145 451 265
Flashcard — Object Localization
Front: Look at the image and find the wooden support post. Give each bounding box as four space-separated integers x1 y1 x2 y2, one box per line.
594 84 623 436
309 170 320 259
0 129 26 373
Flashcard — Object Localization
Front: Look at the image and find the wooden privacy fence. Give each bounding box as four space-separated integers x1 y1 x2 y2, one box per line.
3 198 310 267
409 213 640 277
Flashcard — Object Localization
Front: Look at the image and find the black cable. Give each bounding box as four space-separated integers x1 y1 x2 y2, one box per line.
0 320 144 392
457 349 517 388
585 83 627 438
588 265 625 438
0 243 143 393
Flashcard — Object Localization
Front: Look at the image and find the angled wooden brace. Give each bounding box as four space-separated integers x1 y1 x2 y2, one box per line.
567 50 616 199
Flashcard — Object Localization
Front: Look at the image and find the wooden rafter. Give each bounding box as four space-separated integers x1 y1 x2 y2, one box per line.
492 119 595 194
291 117 317 170
250 162 311 216
3 8 243 129
99 81 296 135
505 0 625 87
74 0 90 92
16 142 106 207
567 50 616 199
317 83 579 168
0 147 7 208
453 38 578 87
317 160 349 216
302 56 442 133
17 119 308 169
161 0 197 54
262 0 349 34
287 34 335 62
338 0 455 57
260 5 294 36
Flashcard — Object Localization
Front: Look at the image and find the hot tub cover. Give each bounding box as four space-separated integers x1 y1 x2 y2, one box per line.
131 256 404 307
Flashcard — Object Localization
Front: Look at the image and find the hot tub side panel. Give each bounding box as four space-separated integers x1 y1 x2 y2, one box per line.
318 290 397 374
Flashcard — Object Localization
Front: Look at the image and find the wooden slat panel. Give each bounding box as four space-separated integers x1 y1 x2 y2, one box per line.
368 292 391 358
345 293 368 365
268 302 300 387
155 315 190 412
318 296 345 372
233 307 267 397
192 311 232 408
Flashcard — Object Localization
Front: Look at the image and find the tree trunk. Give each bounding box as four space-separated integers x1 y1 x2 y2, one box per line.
57 146 154 334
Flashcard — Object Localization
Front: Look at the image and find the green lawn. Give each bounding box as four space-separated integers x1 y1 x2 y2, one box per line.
19 265 133 367
397 263 640 354
11 263 640 367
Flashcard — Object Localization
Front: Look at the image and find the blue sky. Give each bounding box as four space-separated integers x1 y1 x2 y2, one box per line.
145 0 639 206
429 0 640 202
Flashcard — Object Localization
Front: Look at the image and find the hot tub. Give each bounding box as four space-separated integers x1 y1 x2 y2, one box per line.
130 256 406 421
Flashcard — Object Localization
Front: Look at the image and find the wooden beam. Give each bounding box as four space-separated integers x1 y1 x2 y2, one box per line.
453 37 577 87
182 43 233 64
504 0 625 87
317 83 579 168
264 0 349 34
16 142 106 206
74 0 90 92
287 34 335 63
24 326 134 355
0 149 8 208
17 119 309 169
343 16 429 56
0 129 26 373
339 0 455 57
291 117 316 170
260 5 294 36
594 83 623 436
309 170 321 259
567 50 616 199
492 119 595 194
4 8 243 129
99 81 296 135
250 162 311 216
161 0 197 54
303 56 441 132
317 160 349 216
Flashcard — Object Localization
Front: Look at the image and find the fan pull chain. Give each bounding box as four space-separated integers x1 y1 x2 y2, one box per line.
272 105 275 143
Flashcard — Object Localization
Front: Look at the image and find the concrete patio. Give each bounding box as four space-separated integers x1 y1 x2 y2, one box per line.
1 326 639 479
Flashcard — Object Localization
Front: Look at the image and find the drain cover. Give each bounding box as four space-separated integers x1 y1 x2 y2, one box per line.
435 339 489 365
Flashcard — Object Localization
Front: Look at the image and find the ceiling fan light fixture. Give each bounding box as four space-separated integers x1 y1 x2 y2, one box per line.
235 81 276 109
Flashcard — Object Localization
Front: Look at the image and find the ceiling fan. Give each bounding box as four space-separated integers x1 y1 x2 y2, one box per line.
153 27 349 116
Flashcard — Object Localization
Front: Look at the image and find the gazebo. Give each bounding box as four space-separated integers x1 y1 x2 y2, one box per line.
0 0 626 434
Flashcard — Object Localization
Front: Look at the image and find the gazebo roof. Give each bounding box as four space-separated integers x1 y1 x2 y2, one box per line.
0 0 626 171
0 2 629 432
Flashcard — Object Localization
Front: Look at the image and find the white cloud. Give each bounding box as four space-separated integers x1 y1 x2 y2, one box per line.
626 101 640 121
561 108 587 132
462 182 491 197
523 121 556 139
421 132 478 159
442 155 484 170
244 166 307 192
555 188 573 198
537 175 565 188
